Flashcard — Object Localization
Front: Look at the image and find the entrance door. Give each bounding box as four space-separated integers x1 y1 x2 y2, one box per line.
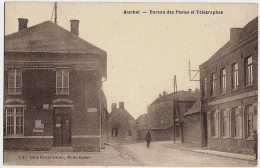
54 114 71 147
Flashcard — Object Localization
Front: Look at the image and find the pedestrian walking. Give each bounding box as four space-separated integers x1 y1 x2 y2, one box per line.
146 131 151 148
253 130 258 160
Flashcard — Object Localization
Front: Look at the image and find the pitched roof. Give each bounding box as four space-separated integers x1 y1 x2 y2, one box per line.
136 114 147 124
109 108 136 122
184 99 201 116
201 17 258 66
5 21 107 78
149 90 200 106
5 21 106 55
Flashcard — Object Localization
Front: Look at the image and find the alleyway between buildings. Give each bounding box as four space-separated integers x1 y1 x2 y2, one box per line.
4 141 257 166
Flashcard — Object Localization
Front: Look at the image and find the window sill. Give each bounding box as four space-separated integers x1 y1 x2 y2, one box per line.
211 94 216 98
220 137 229 139
7 93 22 95
55 93 70 96
245 84 253 88
219 92 226 95
232 137 242 140
4 135 24 138
231 88 239 92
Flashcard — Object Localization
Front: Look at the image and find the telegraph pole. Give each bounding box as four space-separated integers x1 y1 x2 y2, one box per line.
173 75 177 144
54 2 57 24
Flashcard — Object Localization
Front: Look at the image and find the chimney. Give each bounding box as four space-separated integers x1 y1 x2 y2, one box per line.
163 91 167 96
70 20 79 36
230 28 241 41
18 18 28 31
111 103 117 112
159 94 162 98
188 89 192 92
119 102 124 109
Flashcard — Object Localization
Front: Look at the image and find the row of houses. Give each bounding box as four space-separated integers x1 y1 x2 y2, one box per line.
4 15 257 155
135 17 258 155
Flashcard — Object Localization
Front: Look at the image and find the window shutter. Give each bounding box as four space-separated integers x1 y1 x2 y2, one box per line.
253 104 257 132
230 108 235 138
216 110 219 138
238 106 244 139
226 109 231 138
207 112 211 138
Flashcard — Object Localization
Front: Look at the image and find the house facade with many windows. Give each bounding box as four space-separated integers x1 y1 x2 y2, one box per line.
200 17 258 154
4 18 107 151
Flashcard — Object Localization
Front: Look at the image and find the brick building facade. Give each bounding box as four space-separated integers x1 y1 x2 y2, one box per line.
4 19 107 151
200 17 258 154
147 90 200 141
108 102 137 142
183 100 202 146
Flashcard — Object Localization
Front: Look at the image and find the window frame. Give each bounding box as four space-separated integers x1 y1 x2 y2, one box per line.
220 68 226 93
231 107 240 138
211 73 216 96
56 68 69 95
8 68 22 95
5 107 24 136
232 63 239 90
203 77 207 99
245 56 253 86
245 105 255 139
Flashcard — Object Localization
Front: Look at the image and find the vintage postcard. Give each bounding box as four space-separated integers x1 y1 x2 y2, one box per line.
2 1 258 167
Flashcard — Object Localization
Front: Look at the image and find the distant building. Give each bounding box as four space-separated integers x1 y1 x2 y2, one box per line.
147 90 200 141
183 100 202 146
200 17 258 154
136 114 148 141
108 102 137 142
4 18 107 151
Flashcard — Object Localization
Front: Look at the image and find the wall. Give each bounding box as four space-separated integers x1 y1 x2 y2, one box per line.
183 113 202 146
4 53 102 151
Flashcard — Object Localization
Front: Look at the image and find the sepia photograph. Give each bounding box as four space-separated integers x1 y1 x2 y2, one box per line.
2 1 258 167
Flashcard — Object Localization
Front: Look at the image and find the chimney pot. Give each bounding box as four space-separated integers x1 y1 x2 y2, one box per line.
119 102 124 109
70 20 79 36
230 28 241 41
18 18 28 31
163 91 167 96
111 103 117 112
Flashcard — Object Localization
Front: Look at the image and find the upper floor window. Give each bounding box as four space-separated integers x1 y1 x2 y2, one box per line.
245 56 253 86
232 63 239 90
5 107 24 136
220 68 226 93
211 73 216 96
203 77 207 99
8 69 22 94
56 68 69 94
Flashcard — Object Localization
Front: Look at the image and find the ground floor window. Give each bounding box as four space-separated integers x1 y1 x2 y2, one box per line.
209 105 257 140
245 105 257 138
6 107 24 136
232 107 240 138
112 128 118 137
210 111 218 137
128 130 132 136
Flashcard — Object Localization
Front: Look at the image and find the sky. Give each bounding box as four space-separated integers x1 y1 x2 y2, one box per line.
4 2 258 119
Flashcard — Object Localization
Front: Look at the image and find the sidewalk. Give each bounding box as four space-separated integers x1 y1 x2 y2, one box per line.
161 141 256 162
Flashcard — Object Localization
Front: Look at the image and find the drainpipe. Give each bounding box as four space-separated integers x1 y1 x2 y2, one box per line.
99 67 107 151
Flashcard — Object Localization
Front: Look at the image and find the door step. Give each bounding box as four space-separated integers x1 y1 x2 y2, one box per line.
51 147 73 152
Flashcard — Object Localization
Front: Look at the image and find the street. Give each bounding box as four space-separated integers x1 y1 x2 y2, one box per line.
113 141 257 167
4 141 257 166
